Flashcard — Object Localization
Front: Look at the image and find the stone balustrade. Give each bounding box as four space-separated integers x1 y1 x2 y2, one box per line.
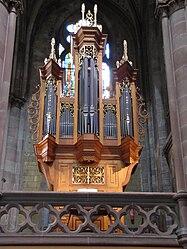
0 191 180 246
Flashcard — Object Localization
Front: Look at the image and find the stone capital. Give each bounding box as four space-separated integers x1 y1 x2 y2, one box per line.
9 93 26 109
0 0 23 14
155 0 186 18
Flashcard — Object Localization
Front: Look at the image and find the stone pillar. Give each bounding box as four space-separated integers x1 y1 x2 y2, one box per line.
140 0 172 193
0 0 23 180
156 0 187 247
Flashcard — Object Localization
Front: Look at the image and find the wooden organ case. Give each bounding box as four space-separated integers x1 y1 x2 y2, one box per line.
28 4 147 194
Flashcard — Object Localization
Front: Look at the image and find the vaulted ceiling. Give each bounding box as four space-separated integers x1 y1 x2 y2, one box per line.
13 0 156 98
22 0 145 48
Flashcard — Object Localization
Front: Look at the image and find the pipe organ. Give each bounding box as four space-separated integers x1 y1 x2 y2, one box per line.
78 57 99 135
28 4 147 192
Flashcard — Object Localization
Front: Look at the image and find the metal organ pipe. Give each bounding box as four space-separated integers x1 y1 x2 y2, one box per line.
112 112 114 137
66 109 68 135
83 58 88 107
51 84 56 135
104 110 117 138
120 83 133 138
78 57 99 136
43 89 48 134
60 108 74 137
120 89 125 137
78 70 82 134
90 59 94 107
43 80 57 136
95 69 99 135
124 84 133 136
81 65 84 134
90 58 94 133
83 58 88 133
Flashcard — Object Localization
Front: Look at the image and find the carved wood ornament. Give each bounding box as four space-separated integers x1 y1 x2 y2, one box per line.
29 3 147 193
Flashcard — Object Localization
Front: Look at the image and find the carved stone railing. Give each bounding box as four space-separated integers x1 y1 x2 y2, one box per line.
0 192 179 246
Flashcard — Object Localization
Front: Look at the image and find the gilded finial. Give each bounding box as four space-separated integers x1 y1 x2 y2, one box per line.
44 58 48 65
81 3 85 22
49 38 57 63
116 40 133 68
44 38 59 65
123 40 128 62
94 4 97 26
58 58 61 66
116 60 120 68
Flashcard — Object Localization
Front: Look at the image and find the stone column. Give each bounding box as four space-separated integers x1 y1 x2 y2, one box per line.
0 0 23 178
156 0 187 247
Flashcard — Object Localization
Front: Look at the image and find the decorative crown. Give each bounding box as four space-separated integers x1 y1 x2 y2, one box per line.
74 3 102 33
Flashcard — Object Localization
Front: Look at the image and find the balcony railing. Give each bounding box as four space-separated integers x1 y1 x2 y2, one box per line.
0 192 179 246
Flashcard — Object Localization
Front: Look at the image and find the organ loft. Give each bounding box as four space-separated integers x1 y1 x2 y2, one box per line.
29 4 147 193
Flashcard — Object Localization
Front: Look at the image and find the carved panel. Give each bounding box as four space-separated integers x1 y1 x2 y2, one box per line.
60 102 74 115
79 45 98 68
72 166 104 184
75 134 102 163
108 166 118 185
59 165 69 184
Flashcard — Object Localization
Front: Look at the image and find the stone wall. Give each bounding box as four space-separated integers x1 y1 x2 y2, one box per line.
3 0 173 193
0 1 22 190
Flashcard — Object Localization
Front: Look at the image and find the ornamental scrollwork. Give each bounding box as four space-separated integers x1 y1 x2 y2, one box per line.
136 87 148 145
28 85 40 143
79 45 98 69
119 77 130 95
103 103 117 117
60 102 74 116
72 166 104 184
86 10 94 26
45 76 57 94
72 166 88 184
89 167 104 184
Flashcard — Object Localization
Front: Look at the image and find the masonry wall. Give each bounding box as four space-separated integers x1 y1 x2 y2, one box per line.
2 0 173 193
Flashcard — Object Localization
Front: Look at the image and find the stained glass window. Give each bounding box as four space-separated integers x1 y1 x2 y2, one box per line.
60 25 110 99
102 62 110 99
105 43 110 59
63 53 75 98
66 24 75 33
66 24 75 44
102 43 110 98
66 35 71 43
59 43 65 57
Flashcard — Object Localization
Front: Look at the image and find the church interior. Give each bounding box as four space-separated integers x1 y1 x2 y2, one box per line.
0 0 187 248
